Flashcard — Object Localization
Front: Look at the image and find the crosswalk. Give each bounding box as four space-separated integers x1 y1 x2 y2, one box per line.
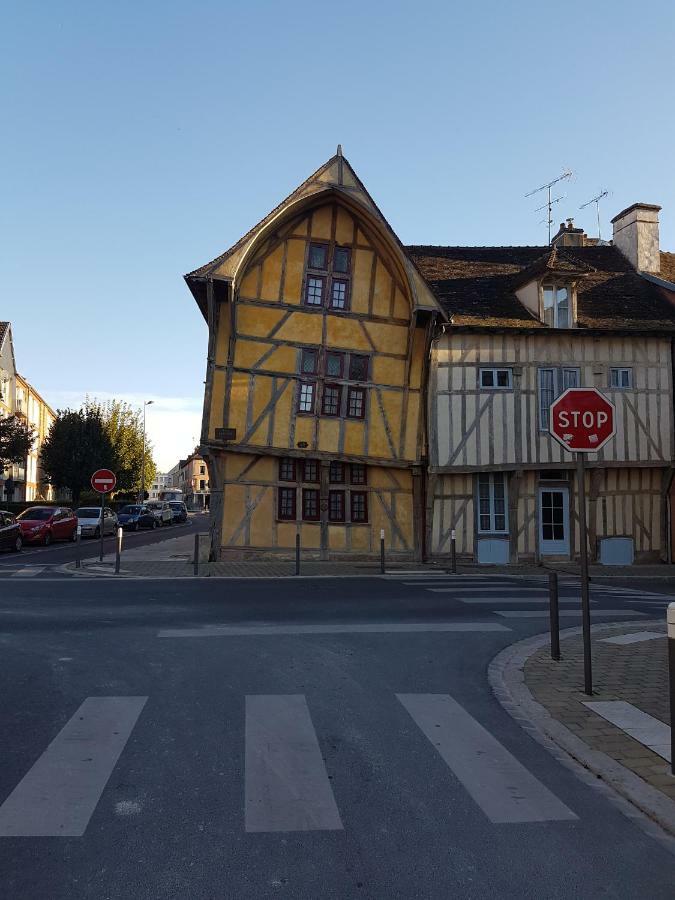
0 690 579 837
384 572 673 618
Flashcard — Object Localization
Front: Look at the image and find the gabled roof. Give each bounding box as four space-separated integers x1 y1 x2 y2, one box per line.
406 244 675 331
0 321 9 348
185 150 444 319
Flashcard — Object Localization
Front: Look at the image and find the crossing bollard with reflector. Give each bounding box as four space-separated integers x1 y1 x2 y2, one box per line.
194 533 199 576
548 571 561 661
380 529 385 574
115 527 123 575
295 533 300 576
451 529 457 575
668 603 675 776
75 525 82 569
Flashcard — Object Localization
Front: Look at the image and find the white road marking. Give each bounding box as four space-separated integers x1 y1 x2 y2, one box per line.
245 695 343 832
397 693 577 823
0 696 147 836
496 609 644 618
583 700 671 763
12 567 47 578
600 631 665 645
458 598 595 605
158 622 512 637
425 586 546 594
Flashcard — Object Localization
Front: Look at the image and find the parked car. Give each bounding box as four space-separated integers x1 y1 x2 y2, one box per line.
76 506 118 538
0 510 22 552
168 501 188 523
16 507 78 545
117 505 159 530
144 501 173 526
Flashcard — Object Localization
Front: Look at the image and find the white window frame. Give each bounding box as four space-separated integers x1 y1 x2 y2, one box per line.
477 472 508 534
539 367 580 431
610 367 632 389
479 367 513 390
542 284 572 329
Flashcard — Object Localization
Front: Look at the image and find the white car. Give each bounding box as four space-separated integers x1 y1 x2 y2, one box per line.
144 501 173 526
76 506 118 538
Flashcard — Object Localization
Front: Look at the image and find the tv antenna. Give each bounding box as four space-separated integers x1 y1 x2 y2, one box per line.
535 195 565 229
579 190 609 241
526 169 573 243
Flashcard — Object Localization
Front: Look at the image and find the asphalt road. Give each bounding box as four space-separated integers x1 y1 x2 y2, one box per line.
0 573 674 898
0 512 210 571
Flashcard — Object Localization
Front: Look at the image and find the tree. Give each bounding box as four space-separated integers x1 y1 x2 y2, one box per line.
41 407 115 506
0 415 35 470
87 399 157 495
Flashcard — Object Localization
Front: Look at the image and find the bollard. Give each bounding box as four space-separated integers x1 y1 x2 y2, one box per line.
194 533 199 576
668 603 675 776
114 526 123 575
548 570 561 661
295 533 300 576
380 529 385 575
451 529 457 575
75 525 82 569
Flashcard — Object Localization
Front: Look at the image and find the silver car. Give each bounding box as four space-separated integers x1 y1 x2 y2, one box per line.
76 506 118 538
144 501 173 526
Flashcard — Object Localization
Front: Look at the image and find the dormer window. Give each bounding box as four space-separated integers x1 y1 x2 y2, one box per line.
543 284 570 328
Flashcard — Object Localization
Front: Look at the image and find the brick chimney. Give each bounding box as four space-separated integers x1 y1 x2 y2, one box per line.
551 218 586 247
611 203 661 273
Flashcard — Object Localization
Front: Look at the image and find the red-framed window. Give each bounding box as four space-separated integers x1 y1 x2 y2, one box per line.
279 458 296 482
346 387 366 419
329 461 345 483
330 279 349 310
328 490 345 522
351 491 368 523
298 382 315 414
305 275 325 306
301 348 318 374
308 243 328 270
278 487 296 520
302 488 320 521
325 351 344 378
302 459 319 483
322 383 341 416
349 355 369 382
350 464 367 485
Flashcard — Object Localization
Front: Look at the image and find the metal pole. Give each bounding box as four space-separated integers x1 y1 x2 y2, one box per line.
75 525 81 569
548 570 560 661
668 603 675 776
451 528 457 575
576 453 593 695
140 404 147 505
194 532 199 576
380 528 385 575
115 526 123 575
99 491 105 562
295 533 300 576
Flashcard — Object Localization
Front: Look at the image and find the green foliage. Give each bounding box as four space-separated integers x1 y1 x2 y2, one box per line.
40 407 115 506
0 415 35 469
87 399 157 494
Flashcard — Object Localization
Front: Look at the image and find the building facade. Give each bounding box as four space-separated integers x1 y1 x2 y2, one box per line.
178 452 210 510
186 151 443 559
149 472 173 501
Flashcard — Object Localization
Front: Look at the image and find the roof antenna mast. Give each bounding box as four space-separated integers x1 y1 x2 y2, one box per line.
579 190 609 241
525 169 573 244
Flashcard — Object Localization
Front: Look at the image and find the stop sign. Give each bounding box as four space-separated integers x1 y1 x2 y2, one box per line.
549 388 615 452
91 469 117 493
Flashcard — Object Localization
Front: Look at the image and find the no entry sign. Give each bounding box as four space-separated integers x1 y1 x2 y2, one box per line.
91 469 117 493
549 388 615 453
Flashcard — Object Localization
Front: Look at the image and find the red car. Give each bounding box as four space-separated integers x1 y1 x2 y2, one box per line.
16 506 78 546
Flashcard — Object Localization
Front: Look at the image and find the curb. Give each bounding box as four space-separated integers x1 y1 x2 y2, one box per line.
488 621 675 844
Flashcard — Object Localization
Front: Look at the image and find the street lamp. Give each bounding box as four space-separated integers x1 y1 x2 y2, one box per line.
140 400 154 503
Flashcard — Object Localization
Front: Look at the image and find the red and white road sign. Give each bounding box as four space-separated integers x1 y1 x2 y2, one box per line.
549 388 615 453
91 469 117 493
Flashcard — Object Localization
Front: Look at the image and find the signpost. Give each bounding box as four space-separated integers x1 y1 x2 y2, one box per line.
91 469 117 563
549 388 615 696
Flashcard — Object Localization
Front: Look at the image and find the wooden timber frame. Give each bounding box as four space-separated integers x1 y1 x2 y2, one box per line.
186 151 444 561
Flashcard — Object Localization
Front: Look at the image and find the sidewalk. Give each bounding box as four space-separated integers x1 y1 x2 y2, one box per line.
491 619 675 836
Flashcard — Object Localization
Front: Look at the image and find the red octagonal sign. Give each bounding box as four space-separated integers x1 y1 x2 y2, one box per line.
91 468 117 493
549 388 615 453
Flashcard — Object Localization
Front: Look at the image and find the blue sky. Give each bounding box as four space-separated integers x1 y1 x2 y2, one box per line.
2 1 673 470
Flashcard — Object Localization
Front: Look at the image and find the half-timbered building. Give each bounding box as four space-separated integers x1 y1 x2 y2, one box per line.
186 150 444 560
411 205 675 564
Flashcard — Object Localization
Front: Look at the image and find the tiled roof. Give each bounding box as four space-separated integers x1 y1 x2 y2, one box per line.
0 322 8 346
661 251 675 284
406 244 675 330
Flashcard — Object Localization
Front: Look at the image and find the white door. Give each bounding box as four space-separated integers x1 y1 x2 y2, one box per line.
539 487 570 556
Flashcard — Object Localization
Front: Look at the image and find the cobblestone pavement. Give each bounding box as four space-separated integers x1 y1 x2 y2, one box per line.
524 621 674 802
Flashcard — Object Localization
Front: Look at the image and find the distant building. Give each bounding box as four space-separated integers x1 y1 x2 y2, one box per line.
0 323 59 503
178 451 209 509
148 472 173 501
